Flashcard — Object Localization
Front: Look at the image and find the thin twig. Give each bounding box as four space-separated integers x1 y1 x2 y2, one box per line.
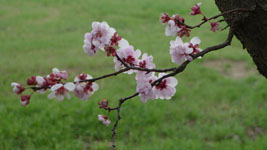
185 8 251 29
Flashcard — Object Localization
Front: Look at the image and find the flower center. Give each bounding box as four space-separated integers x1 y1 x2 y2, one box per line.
123 56 135 65
156 80 167 90
139 60 146 68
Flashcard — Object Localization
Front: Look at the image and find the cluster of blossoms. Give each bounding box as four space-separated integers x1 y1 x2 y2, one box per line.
161 2 220 36
12 2 224 127
11 68 98 106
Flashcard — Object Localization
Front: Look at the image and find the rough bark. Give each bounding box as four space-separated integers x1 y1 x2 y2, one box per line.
215 0 267 78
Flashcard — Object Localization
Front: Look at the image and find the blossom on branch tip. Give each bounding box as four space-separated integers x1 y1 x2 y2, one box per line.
210 22 220 32
172 14 185 26
154 73 178 100
11 83 25 95
20 95 31 107
98 114 111 126
48 83 75 101
190 3 202 16
98 98 109 108
165 20 181 36
160 13 171 24
83 22 116 56
170 37 193 64
73 74 99 100
83 33 98 56
91 22 116 50
27 76 37 85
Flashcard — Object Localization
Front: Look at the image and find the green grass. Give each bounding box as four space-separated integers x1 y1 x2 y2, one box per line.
1 0 267 149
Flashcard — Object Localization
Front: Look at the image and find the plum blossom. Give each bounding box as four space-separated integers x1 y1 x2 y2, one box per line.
188 37 202 54
83 22 116 56
114 46 141 74
190 3 202 16
154 73 178 100
73 74 99 100
35 76 50 94
91 22 116 50
48 82 75 101
170 37 193 64
98 114 111 126
165 20 181 36
27 76 37 85
98 98 109 108
51 68 68 80
138 53 155 69
160 13 171 23
118 38 129 48
210 22 220 32
136 73 157 103
20 95 31 107
11 83 25 95
83 33 98 56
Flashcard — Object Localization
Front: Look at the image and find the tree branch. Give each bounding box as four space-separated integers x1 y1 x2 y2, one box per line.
110 27 234 148
185 8 251 29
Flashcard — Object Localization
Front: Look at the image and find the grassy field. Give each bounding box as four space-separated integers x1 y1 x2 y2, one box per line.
1 0 267 149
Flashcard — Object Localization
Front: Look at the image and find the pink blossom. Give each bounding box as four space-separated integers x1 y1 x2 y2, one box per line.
210 22 220 32
98 114 111 126
104 45 116 57
110 32 122 46
177 25 191 38
27 76 37 85
138 53 155 69
165 20 181 36
91 22 116 50
51 68 68 80
136 73 157 103
188 37 202 54
34 76 53 94
160 13 171 24
170 37 193 64
20 95 31 107
154 73 178 100
11 82 25 95
113 46 141 74
190 3 202 16
118 38 129 48
171 14 185 26
48 83 75 101
73 74 99 100
83 33 98 56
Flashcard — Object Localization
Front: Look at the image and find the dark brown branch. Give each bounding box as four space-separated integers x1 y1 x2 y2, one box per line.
111 92 139 148
153 27 234 86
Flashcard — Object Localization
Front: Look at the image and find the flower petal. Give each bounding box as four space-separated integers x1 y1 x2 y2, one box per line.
64 83 75 91
51 84 63 91
190 36 201 45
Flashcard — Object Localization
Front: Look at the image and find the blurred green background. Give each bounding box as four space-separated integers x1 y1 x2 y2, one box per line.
0 0 267 149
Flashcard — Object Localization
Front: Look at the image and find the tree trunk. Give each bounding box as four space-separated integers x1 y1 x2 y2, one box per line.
215 0 267 78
